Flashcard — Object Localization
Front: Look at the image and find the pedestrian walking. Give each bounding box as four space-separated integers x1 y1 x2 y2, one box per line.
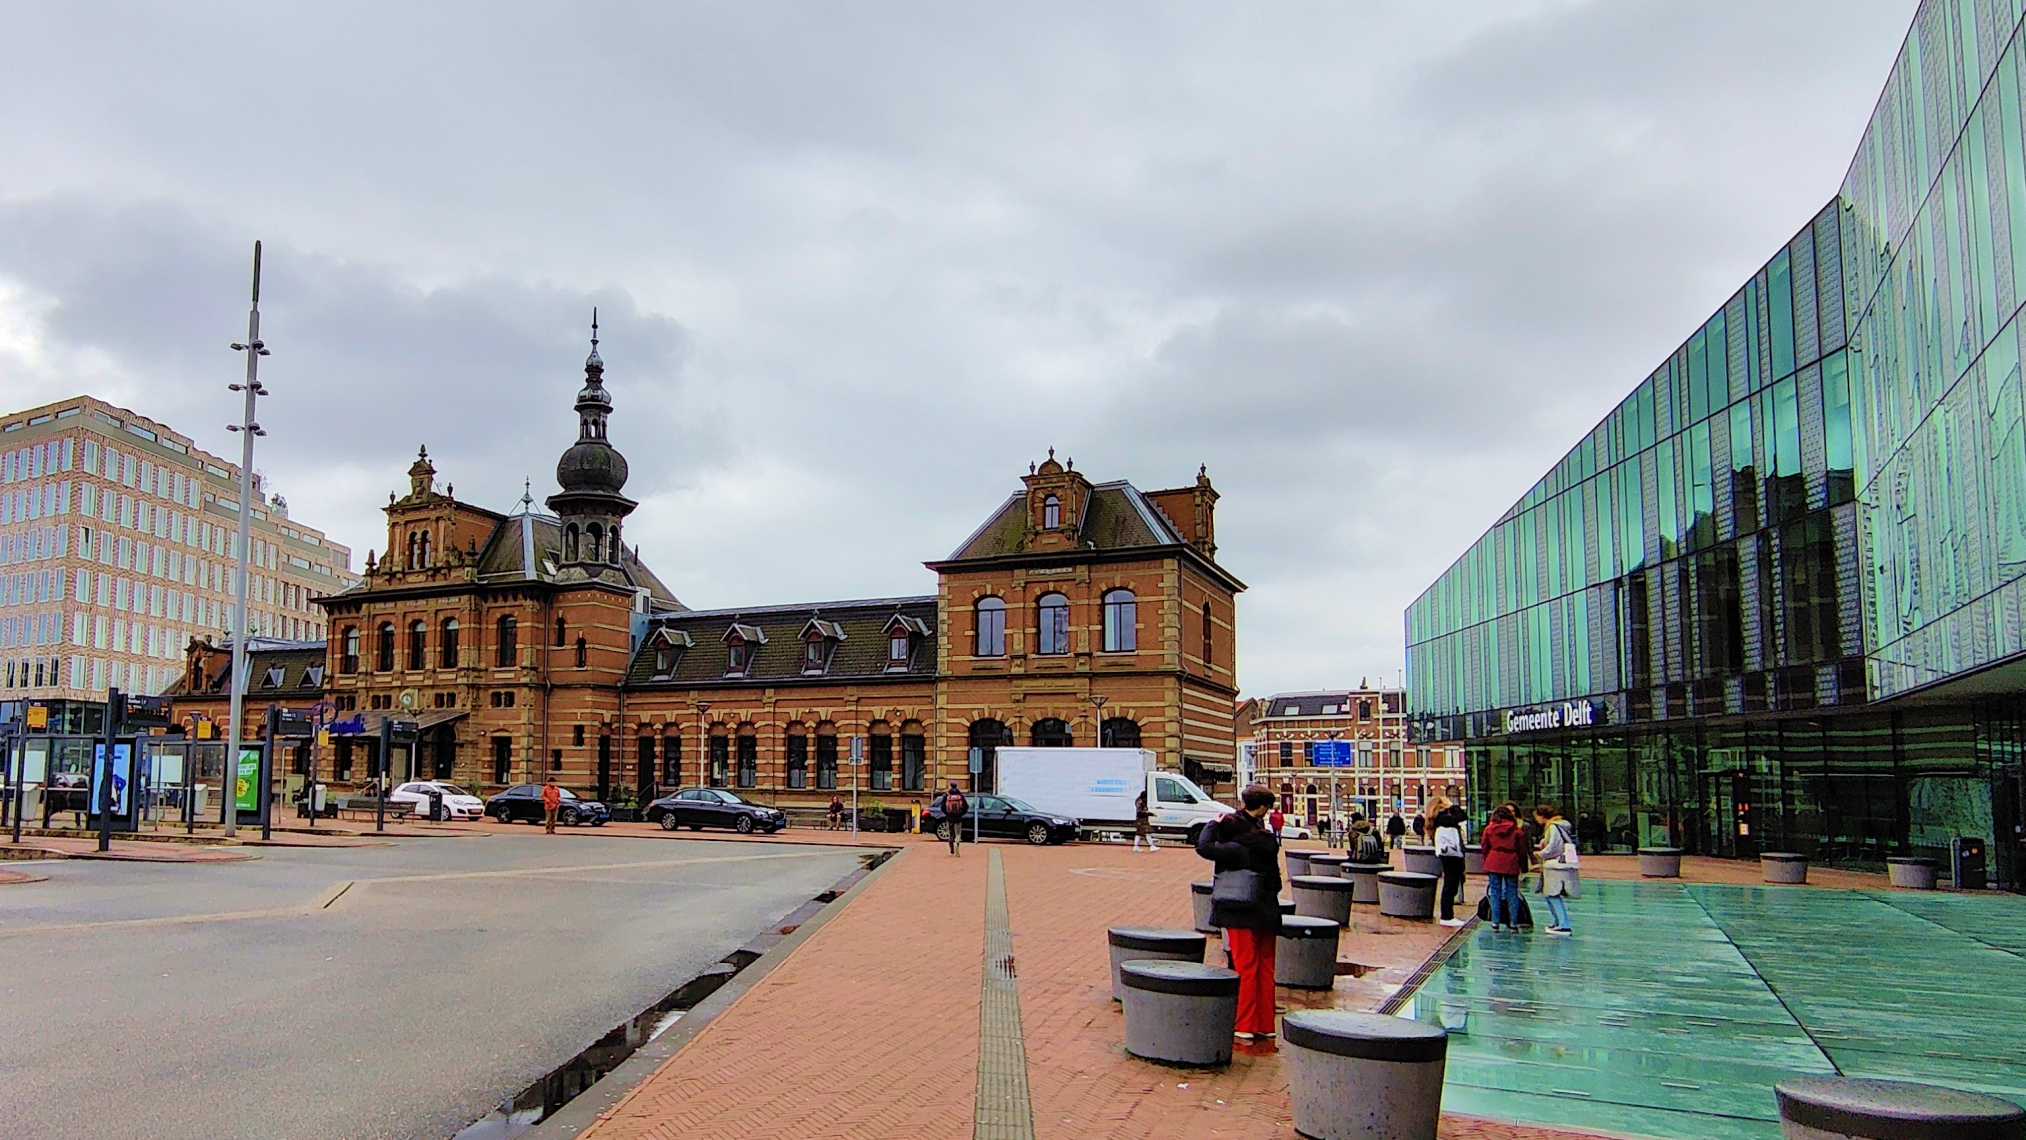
939 782 968 855
1385 811 1406 850
1410 812 1425 840
1132 790 1158 851
541 778 562 835
828 794 845 831
1432 797 1468 926
1534 804 1580 935
1267 805 1286 837
1480 803 1526 931
1195 784 1282 1040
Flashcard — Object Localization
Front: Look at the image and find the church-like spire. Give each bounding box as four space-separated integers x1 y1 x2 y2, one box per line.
549 312 636 570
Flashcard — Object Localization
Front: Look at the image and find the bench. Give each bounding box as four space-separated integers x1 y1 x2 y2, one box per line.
334 800 413 822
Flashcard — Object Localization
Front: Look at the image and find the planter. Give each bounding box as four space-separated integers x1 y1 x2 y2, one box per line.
1887 857 1939 890
1774 1077 2022 1140
1638 848 1683 878
1762 852 1808 885
1401 846 1441 876
1284 1010 1448 1140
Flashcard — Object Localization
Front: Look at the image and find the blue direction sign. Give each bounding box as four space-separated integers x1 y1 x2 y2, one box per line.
1309 741 1353 767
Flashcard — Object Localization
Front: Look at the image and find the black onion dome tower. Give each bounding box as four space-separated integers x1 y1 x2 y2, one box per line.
547 309 637 577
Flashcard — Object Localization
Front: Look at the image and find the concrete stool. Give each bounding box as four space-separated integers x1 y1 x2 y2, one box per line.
1378 871 1439 920
1119 960 1239 1068
1280 897 1298 915
1309 853 1348 877
1763 852 1809 885
1276 916 1342 990
1286 850 1315 879
1888 857 1939 890
1774 1077 2023 1140
1401 846 1441 876
1190 881 1217 933
1108 927 1207 1001
1463 848 1484 875
1283 1009 1448 1140
1639 848 1683 878
1341 861 1390 904
1291 874 1356 925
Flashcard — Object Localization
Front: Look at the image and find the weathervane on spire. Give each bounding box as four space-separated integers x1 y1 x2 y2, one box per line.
519 478 534 514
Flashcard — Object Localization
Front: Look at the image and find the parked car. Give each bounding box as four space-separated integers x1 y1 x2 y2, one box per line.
486 784 611 826
388 780 486 821
644 788 787 835
920 793 1077 846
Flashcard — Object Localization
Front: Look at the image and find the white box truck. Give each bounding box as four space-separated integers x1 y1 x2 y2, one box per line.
995 748 1234 842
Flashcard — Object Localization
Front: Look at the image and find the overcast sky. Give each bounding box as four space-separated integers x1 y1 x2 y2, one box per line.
0 1 1913 696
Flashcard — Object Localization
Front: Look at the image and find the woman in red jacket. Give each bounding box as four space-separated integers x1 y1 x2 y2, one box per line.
1479 803 1527 932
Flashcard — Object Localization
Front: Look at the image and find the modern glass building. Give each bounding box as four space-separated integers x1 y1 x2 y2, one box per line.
1407 0 2026 886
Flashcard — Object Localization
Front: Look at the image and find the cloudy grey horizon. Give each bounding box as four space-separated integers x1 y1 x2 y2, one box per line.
0 1 1913 697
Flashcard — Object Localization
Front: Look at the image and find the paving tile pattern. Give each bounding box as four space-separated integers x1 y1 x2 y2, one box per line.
976 849 1036 1140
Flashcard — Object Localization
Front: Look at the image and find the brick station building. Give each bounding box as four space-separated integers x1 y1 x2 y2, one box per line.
198 327 1246 812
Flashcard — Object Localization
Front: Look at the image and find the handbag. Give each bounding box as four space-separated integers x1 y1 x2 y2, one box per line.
1211 868 1264 907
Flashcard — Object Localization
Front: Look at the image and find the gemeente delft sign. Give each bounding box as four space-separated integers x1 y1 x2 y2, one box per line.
1501 701 1599 735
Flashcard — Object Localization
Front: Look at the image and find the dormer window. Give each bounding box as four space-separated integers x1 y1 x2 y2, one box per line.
261 666 284 689
798 617 846 675
883 613 928 672
721 622 766 676
655 644 678 676
728 638 749 674
1043 494 1060 528
889 634 909 665
647 626 691 680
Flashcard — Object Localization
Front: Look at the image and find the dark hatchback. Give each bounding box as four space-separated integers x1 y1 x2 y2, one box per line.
921 794 1077 845
645 788 788 835
486 784 612 827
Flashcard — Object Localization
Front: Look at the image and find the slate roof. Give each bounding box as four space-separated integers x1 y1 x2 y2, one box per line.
162 640 327 698
473 511 684 608
1262 690 1402 718
624 596 937 687
943 481 1185 561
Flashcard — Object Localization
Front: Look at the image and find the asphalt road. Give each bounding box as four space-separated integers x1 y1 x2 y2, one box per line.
0 832 870 1140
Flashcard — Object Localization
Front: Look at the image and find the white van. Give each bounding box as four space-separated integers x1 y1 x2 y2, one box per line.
995 747 1233 842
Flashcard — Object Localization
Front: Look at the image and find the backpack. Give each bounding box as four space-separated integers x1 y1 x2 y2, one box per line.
1477 894 1534 927
943 791 966 815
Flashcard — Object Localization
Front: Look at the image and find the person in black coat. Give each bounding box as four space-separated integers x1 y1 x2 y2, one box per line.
1196 784 1282 1038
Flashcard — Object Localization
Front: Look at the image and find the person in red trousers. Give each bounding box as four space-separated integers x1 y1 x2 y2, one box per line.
1196 784 1283 1039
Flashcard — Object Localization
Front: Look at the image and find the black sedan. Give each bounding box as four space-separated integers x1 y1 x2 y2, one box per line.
486 784 611 827
921 794 1078 845
645 788 787 835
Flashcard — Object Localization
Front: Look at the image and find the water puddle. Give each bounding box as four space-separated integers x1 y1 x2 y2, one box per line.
450 850 891 1140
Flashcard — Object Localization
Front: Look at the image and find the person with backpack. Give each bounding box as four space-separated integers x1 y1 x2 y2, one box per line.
939 782 968 855
1350 819 1385 864
1385 811 1407 850
1480 803 1527 932
1432 799 1469 926
1533 804 1580 935
1195 785 1282 1040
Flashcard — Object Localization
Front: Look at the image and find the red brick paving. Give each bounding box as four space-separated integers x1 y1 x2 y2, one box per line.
578 837 1609 1140
0 836 254 862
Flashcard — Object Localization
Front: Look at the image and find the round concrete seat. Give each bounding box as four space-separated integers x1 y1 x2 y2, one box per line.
1107 927 1206 1001
1286 850 1315 879
1889 857 1940 891
1190 881 1217 933
1275 916 1342 990
1308 853 1348 875
1774 1077 2023 1140
1378 870 1439 920
1762 852 1809 885
1638 847 1683 878
1340 861 1390 904
1119 960 1239 1068
1290 873 1356 925
1280 897 1298 914
1283 1009 1449 1140
1401 845 1441 876
1463 848 1484 875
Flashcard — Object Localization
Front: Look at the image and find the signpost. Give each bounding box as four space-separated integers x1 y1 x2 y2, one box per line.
967 747 983 845
849 736 865 836
95 689 125 853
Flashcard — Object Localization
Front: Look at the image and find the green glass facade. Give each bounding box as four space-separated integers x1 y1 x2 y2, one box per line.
1406 0 2026 884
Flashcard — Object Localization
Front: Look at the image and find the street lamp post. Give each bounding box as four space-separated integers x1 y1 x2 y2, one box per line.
1091 694 1109 747
696 702 711 789
223 240 270 838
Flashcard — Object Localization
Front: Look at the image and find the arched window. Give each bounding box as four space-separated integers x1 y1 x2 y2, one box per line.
587 523 604 563
440 618 459 668
785 725 809 789
969 719 1013 792
975 596 1006 657
565 524 579 562
1036 592 1069 655
1031 717 1073 747
340 626 359 674
1101 589 1136 652
495 615 518 667
406 531 419 569
607 524 621 563
1101 716 1141 748
418 531 431 568
1042 494 1060 528
555 617 567 647
407 620 427 670
575 636 588 669
375 622 395 671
